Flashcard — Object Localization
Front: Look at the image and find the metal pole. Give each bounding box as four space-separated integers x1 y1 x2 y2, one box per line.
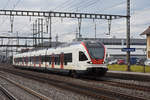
46 18 49 34
35 20 37 47
95 22 96 39
10 16 14 33
17 32 19 46
1 38 3 45
55 34 58 48
38 18 40 46
49 17 52 47
16 32 19 52
78 18 82 38
144 64 146 73
41 18 43 48
33 23 35 46
127 0 131 71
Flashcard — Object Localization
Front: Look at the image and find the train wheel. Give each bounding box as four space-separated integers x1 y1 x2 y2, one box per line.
70 70 79 78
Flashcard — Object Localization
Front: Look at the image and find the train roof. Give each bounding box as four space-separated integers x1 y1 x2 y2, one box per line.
59 40 103 47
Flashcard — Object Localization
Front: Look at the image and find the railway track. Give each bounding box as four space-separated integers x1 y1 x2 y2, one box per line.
102 80 150 92
0 73 51 100
82 76 150 93
106 72 150 82
0 84 17 100
0 67 148 100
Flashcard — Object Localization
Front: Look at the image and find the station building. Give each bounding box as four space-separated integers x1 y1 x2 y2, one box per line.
141 26 150 59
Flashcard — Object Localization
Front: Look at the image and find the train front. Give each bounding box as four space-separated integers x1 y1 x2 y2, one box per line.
81 41 108 76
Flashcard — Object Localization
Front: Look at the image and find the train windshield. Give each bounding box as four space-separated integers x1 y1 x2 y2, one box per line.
85 42 104 59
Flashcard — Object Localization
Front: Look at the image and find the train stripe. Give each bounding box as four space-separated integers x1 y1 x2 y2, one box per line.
60 53 64 69
52 55 54 68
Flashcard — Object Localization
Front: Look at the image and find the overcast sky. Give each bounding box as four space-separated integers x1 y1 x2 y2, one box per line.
0 0 150 43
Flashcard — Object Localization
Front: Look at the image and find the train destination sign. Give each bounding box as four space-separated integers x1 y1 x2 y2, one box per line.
121 48 136 52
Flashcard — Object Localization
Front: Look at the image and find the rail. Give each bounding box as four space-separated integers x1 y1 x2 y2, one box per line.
0 74 51 100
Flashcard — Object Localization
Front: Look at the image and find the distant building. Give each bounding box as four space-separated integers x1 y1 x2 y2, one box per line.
141 26 150 59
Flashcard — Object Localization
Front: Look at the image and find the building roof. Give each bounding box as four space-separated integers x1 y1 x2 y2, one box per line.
141 26 150 35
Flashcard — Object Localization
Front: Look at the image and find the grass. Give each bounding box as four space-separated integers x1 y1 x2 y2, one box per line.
108 64 150 73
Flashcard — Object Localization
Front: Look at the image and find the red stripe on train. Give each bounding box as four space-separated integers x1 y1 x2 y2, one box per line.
60 53 64 69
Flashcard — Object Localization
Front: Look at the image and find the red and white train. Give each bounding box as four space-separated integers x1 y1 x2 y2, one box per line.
13 40 108 76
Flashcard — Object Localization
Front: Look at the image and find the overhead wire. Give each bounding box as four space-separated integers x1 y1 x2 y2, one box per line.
52 0 92 25
94 0 126 13
18 0 77 42
52 0 101 40
10 0 128 41
69 0 100 12
80 0 127 37
62 0 93 12
17 0 75 39
2 0 11 10
52 0 75 11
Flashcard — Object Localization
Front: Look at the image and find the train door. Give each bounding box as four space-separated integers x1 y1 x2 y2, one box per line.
51 54 55 68
60 53 64 69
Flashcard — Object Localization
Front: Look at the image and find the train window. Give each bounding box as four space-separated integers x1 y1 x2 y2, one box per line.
41 56 43 62
28 57 29 62
85 42 104 59
64 53 72 63
49 56 52 64
57 56 60 65
39 55 43 64
54 54 60 65
79 51 88 61
30 57 34 62
22 57 24 64
29 57 31 62
35 56 39 64
25 57 28 64
44 55 49 62
64 61 67 65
